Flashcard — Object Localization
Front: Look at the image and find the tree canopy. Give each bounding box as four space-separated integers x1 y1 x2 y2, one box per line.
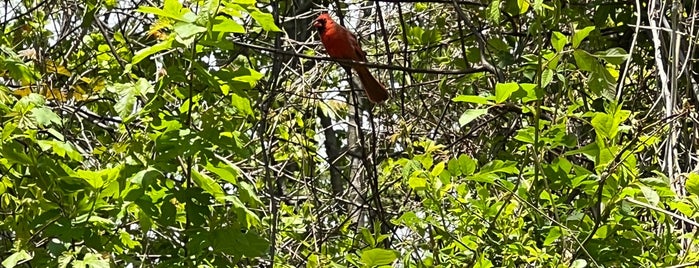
1 0 699 267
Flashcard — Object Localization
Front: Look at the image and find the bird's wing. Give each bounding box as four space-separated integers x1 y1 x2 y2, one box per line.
348 31 368 62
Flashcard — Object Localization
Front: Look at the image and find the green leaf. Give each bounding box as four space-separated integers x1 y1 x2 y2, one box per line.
486 0 501 23
570 259 588 268
2 141 34 165
519 83 543 102
514 126 535 144
452 95 489 104
231 92 253 117
205 162 239 185
360 248 400 267
459 108 489 126
517 0 530 14
192 169 225 198
541 69 553 88
408 176 427 191
458 154 477 175
136 0 195 22
551 31 567 52
572 26 595 48
430 162 445 177
239 181 262 207
130 167 161 185
474 254 494 268
480 160 518 174
250 10 281 32
212 16 246 33
132 38 174 64
173 22 206 38
573 50 597 72
594 47 628 65
2 250 32 268
31 106 61 127
638 185 660 206
686 173 699 196
74 253 109 268
108 79 153 120
543 227 561 246
37 140 83 161
591 112 616 139
494 82 519 103
212 227 269 257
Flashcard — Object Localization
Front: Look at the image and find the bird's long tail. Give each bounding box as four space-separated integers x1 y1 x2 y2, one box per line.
354 66 388 103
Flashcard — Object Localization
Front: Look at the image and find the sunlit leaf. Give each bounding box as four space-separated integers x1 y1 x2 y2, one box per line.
572 26 595 48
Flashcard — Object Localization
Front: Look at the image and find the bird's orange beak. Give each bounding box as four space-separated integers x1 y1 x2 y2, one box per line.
312 20 321 28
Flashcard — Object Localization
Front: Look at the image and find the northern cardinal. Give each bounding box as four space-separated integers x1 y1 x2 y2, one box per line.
313 13 389 103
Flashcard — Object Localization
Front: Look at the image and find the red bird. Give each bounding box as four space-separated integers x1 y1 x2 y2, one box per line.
313 13 389 103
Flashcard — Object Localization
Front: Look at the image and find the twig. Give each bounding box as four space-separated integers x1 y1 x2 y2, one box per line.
230 40 488 75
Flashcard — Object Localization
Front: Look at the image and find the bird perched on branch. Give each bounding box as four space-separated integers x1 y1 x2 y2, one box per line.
313 13 389 103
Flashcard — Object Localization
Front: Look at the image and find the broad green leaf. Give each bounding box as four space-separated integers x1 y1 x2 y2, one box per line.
573 50 597 72
488 38 509 52
543 227 561 246
541 68 553 88
192 169 225 198
2 250 32 268
205 162 239 185
239 181 262 207
212 16 246 33
494 82 519 103
173 22 206 38
588 65 616 98
37 140 83 161
130 167 161 185
594 47 629 65
2 141 34 165
519 83 543 102
459 108 489 126
307 254 319 268
137 0 195 22
224 195 261 227
551 31 567 52
250 10 281 32
360 248 400 267
231 92 253 117
572 26 595 48
452 95 489 104
73 253 109 268
480 160 518 174
57 176 93 192
136 6 188 22
517 0 530 14
571 259 588 268
638 185 660 206
132 38 174 64
408 176 427 191
459 154 477 176
686 173 699 196
669 200 694 217
430 161 445 177
31 106 61 127
108 80 152 120
119 230 142 249
474 254 494 268
212 227 269 257
514 126 535 144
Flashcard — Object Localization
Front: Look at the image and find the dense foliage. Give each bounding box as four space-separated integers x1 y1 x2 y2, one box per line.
1 0 699 267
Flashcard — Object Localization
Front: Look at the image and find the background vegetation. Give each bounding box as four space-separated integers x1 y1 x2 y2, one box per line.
1 0 699 267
